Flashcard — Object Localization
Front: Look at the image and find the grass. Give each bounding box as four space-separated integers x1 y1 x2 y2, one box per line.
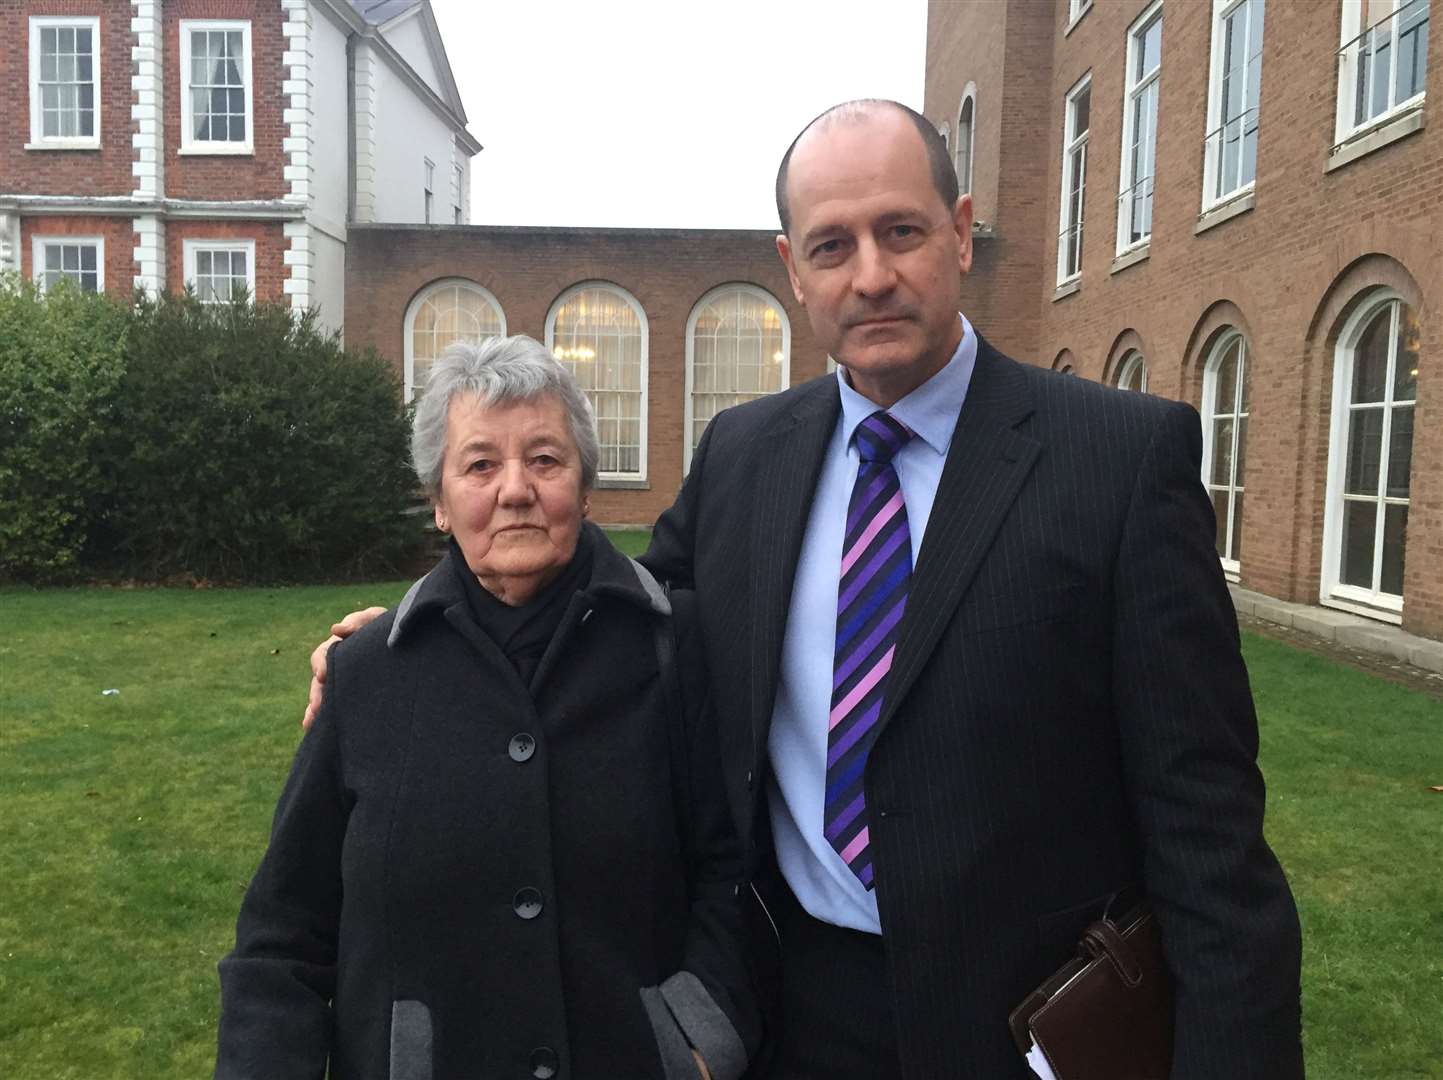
1 560 1440 1077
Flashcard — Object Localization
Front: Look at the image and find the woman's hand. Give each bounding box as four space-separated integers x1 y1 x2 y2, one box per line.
303 607 387 729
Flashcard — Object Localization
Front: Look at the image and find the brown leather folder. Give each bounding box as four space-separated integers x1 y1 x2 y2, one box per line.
1008 902 1173 1080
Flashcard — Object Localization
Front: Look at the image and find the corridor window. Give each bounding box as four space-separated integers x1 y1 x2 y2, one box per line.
1336 0 1430 141
547 284 648 480
1118 1 1163 253
184 240 255 304
28 17 101 146
180 21 252 152
1204 0 1265 207
404 280 506 402
956 92 975 195
1058 74 1091 284
685 285 789 471
33 237 103 293
1203 333 1251 572
1324 293 1417 613
1117 351 1148 393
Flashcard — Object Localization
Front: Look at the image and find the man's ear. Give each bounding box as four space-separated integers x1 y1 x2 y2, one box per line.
953 194 975 276
776 233 806 306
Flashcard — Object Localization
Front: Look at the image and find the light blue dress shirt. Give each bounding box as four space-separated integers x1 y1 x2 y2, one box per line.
767 314 978 934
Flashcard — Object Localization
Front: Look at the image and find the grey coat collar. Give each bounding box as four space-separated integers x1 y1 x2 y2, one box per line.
388 520 668 648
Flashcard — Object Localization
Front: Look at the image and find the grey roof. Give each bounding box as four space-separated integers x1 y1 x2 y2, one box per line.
347 0 422 24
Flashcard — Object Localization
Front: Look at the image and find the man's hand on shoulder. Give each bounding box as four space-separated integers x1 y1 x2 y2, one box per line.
302 607 388 729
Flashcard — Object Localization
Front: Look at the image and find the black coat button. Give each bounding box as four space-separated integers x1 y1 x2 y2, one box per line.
509 733 536 762
530 1046 559 1078
514 887 543 920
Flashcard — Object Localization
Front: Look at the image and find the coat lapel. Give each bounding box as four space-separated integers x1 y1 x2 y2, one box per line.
749 378 840 759
877 340 1041 736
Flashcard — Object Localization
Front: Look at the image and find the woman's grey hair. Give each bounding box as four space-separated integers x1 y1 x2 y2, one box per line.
411 335 600 495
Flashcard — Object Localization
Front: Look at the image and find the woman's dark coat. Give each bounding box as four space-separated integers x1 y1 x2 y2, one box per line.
215 524 761 1079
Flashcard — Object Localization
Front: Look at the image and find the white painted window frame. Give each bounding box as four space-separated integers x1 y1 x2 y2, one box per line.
27 16 102 150
32 235 105 293
1117 350 1149 392
424 158 435 224
1202 0 1265 211
1117 0 1164 255
1057 72 1092 286
1201 330 1249 578
545 281 650 483
402 278 507 403
183 238 256 304
1320 289 1415 620
683 283 791 474
955 84 977 196
179 19 254 155
1334 0 1430 146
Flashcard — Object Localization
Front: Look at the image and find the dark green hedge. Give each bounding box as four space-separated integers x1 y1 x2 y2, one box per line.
0 278 423 583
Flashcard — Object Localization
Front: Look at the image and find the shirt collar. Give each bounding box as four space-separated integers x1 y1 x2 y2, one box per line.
835 313 977 456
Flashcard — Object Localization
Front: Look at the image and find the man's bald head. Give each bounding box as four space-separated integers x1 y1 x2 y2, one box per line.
774 99 960 236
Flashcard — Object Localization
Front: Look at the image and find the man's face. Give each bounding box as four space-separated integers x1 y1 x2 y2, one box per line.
776 108 973 406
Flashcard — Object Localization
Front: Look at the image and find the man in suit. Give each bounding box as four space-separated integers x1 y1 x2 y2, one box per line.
309 100 1304 1078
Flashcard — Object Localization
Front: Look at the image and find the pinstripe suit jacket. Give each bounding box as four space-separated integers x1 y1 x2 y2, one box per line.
642 337 1304 1078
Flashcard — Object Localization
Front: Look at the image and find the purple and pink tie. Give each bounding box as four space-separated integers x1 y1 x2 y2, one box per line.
825 409 914 890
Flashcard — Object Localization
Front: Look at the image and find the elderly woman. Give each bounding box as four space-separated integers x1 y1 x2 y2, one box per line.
216 336 760 1080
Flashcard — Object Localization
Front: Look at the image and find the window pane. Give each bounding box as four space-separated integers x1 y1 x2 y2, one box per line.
1075 87 1090 132
1344 407 1384 495
45 246 62 271
1140 15 1162 74
1235 414 1248 480
1211 418 1235 485
1386 405 1413 498
1393 303 1419 401
1340 500 1377 588
1380 503 1408 595
1214 339 1240 413
1211 487 1230 557
1230 489 1245 563
1351 303 1392 403
80 246 96 271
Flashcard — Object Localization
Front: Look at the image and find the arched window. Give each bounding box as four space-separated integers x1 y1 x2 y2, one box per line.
546 282 648 480
1202 332 1251 572
1116 350 1148 392
1324 293 1418 613
685 285 790 471
955 91 975 195
403 279 505 402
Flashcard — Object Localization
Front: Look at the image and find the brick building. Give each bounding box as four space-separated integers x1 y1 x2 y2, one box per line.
343 224 820 525
0 0 479 332
925 0 1440 641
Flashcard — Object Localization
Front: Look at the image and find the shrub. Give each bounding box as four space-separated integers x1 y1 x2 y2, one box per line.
93 292 421 582
0 275 129 580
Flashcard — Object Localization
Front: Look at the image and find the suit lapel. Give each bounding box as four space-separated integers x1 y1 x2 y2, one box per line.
749 378 840 759
878 340 1041 736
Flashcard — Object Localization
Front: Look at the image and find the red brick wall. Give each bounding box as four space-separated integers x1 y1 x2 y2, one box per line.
344 226 821 527
164 218 287 302
925 0 1443 638
163 0 286 200
0 1 135 196
19 213 134 294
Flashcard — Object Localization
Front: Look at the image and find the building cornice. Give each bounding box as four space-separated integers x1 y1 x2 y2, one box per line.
0 195 306 221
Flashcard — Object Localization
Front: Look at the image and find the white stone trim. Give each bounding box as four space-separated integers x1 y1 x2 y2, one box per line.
283 0 313 206
132 214 165 295
284 220 313 310
130 2 164 198
352 41 379 222
0 211 20 272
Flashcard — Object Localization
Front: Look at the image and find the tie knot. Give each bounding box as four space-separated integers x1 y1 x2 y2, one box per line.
855 411 913 464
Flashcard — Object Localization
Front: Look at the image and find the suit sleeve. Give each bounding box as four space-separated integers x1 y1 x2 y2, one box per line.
647 591 762 1080
215 645 350 1080
640 408 719 588
1110 401 1304 1080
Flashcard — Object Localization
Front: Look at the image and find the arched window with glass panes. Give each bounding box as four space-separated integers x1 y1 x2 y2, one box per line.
403 280 506 402
955 90 976 195
1202 332 1251 575
1323 291 1418 616
546 283 648 481
1116 350 1148 392
684 285 790 472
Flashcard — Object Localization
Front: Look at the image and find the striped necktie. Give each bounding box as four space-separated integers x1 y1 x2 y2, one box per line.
825 409 914 890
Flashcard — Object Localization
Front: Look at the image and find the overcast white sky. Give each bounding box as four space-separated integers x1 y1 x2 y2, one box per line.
428 0 927 230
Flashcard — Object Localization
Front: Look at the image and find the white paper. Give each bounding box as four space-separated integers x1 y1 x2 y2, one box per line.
1026 1041 1060 1080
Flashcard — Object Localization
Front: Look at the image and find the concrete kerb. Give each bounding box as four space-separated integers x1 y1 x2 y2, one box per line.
1229 585 1441 675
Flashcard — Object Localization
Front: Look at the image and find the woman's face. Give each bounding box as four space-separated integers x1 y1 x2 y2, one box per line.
434 392 587 603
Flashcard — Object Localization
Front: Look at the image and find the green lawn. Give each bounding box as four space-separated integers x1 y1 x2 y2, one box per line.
2 570 1440 1078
